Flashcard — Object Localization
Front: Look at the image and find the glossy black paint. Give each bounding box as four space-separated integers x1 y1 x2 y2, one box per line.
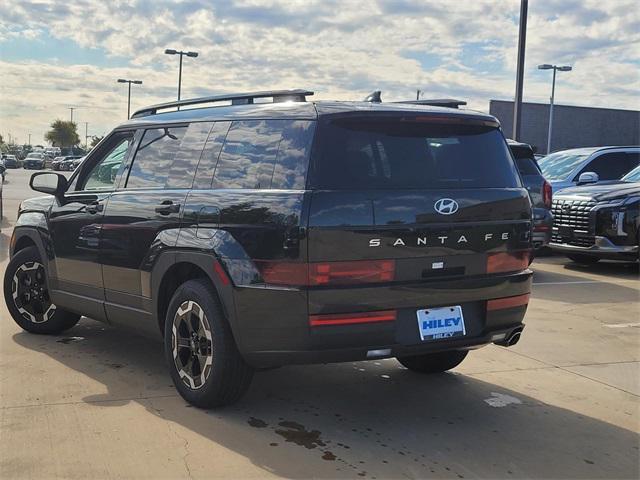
11 99 534 368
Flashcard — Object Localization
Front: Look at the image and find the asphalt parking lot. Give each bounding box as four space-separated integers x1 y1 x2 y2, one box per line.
0 168 638 479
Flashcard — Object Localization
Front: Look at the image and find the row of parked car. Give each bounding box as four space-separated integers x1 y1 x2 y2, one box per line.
0 153 84 171
508 143 639 265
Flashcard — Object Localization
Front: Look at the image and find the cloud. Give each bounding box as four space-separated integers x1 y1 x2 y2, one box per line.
0 0 638 144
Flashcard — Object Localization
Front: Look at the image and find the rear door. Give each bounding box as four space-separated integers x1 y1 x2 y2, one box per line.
307 115 531 280
100 123 209 322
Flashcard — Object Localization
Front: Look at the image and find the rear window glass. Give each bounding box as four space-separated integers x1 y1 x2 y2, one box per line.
310 119 519 189
514 157 540 176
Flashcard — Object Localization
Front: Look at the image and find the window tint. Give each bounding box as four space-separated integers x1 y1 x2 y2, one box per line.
192 122 230 189
212 120 281 189
82 135 133 191
579 153 633 181
271 121 315 189
126 127 186 189
514 157 540 176
310 120 519 189
165 122 213 189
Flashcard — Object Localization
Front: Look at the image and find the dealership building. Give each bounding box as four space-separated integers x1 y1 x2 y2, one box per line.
489 100 640 154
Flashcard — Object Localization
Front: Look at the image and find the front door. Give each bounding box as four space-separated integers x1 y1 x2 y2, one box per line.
47 132 136 319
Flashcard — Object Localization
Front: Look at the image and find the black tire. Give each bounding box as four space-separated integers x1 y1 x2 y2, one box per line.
4 246 80 334
164 278 254 408
397 350 468 373
567 253 600 265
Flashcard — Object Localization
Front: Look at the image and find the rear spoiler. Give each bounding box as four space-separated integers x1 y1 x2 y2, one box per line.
363 91 467 109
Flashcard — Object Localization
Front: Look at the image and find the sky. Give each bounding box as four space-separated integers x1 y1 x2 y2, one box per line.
0 0 638 146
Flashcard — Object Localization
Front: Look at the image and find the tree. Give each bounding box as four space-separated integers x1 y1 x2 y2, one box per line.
90 135 104 148
45 120 80 148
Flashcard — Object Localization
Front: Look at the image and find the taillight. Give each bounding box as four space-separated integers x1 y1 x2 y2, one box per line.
309 309 397 327
542 180 552 209
255 259 396 286
309 260 395 286
487 293 530 311
486 251 529 274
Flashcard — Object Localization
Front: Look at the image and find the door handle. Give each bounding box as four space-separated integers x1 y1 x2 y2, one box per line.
86 201 103 214
155 200 181 215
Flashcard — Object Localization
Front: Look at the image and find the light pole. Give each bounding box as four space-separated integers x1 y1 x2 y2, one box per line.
68 107 75 124
28 133 31 146
512 0 528 141
538 64 572 153
117 79 143 119
164 49 199 102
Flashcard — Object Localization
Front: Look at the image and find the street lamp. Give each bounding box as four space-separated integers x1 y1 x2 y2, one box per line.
538 64 572 153
164 48 199 102
117 79 143 119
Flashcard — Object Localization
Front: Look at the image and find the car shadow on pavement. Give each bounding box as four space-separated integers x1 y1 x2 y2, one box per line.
10 322 640 479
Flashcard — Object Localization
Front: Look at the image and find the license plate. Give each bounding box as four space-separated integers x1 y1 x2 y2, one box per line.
416 306 466 341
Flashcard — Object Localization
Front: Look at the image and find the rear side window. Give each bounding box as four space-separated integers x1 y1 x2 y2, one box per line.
310 119 519 189
165 122 214 189
192 122 230 189
580 152 636 180
213 120 281 189
126 126 187 189
212 120 315 190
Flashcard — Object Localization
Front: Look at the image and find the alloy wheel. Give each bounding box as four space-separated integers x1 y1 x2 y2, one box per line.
11 261 56 323
171 300 213 390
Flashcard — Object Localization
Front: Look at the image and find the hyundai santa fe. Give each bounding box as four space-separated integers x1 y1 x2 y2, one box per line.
5 90 533 407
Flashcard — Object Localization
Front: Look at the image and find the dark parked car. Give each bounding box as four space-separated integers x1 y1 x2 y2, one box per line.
23 153 46 170
5 90 533 407
507 140 553 249
550 165 640 264
4 155 20 168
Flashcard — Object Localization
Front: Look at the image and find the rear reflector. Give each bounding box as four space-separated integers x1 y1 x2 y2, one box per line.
533 225 550 232
256 259 395 286
309 310 397 327
486 251 529 274
487 294 530 311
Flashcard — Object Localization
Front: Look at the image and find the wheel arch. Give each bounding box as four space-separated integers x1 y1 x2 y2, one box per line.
151 251 239 345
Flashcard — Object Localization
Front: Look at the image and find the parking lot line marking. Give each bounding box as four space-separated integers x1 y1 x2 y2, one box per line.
533 280 639 285
602 322 640 328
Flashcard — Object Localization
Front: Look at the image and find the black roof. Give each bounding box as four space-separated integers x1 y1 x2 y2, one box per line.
119 90 498 130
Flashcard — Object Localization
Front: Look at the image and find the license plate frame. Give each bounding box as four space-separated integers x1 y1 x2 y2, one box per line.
416 306 466 341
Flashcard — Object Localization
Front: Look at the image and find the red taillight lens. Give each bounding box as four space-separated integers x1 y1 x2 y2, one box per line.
309 260 395 286
256 260 396 286
487 293 530 311
256 262 308 286
543 180 552 209
309 309 397 327
486 251 529 273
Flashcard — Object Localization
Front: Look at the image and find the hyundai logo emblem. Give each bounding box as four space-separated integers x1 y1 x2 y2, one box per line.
434 198 459 215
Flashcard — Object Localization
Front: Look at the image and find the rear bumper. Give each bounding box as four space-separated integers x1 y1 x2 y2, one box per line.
233 270 533 368
532 209 553 249
550 236 638 260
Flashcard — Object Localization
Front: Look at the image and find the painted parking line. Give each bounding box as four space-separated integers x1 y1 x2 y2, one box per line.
602 322 640 328
533 280 639 285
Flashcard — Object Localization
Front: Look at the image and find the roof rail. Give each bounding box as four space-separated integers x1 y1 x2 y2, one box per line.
396 99 467 109
131 89 314 118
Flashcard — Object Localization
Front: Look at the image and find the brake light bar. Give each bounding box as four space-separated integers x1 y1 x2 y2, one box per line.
256 259 396 287
486 251 529 274
309 310 397 327
487 294 530 311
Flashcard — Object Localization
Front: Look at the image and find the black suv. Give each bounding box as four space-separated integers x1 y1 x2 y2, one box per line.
5 90 533 407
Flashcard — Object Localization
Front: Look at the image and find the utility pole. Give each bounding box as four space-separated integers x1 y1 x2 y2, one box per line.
512 0 528 141
68 107 75 124
85 122 89 150
28 133 31 146
416 89 421 101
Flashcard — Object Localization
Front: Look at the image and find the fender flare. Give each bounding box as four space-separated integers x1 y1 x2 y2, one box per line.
149 250 241 349
9 225 55 278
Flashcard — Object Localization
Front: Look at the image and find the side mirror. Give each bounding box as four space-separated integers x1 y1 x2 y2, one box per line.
577 171 599 185
30 172 67 197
